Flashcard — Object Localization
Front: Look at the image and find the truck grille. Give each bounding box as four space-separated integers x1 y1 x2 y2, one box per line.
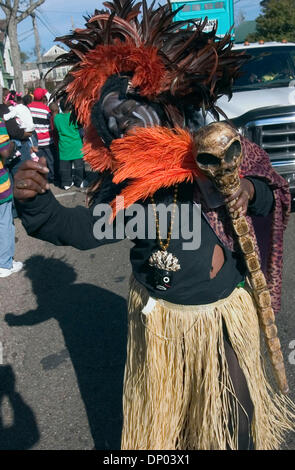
244 115 295 190
245 116 295 161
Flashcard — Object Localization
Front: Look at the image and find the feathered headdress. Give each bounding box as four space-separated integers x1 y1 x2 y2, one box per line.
52 0 248 213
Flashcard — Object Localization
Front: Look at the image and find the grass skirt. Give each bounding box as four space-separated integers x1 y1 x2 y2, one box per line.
121 276 295 450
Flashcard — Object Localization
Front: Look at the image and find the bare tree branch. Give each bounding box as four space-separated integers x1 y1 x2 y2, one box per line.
12 0 19 15
16 0 44 23
0 0 45 92
0 1 12 12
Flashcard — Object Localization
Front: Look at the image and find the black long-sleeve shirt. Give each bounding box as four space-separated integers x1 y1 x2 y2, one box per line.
16 177 274 305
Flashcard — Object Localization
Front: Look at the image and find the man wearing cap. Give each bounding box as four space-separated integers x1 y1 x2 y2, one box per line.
28 88 56 183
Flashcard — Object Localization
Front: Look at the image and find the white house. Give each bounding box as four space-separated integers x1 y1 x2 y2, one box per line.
22 62 40 84
22 44 71 87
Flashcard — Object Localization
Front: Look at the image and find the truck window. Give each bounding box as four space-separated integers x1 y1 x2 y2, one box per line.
233 46 295 91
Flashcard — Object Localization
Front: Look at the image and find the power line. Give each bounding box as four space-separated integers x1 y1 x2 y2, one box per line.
38 7 61 37
34 11 58 38
18 28 34 38
19 31 34 43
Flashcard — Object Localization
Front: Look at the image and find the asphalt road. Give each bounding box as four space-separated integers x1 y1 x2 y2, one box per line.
0 187 294 450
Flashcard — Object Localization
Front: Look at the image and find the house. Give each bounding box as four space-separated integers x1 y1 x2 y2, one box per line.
42 45 70 81
0 19 15 89
22 61 40 85
22 44 71 88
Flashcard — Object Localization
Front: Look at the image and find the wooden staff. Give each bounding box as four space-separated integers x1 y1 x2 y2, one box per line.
194 122 289 394
226 198 289 394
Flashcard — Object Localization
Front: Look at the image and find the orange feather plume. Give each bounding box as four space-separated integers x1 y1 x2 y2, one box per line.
66 42 166 127
83 124 114 173
108 126 204 216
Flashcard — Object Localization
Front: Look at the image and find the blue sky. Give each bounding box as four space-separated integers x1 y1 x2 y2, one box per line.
234 0 261 21
0 0 262 58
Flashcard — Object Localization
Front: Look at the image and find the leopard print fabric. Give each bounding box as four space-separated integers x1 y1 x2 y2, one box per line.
194 137 291 315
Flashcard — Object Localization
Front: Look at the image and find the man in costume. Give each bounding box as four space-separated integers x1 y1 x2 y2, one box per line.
12 0 295 450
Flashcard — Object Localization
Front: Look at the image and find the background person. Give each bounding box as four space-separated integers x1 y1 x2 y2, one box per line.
54 97 85 190
22 94 39 162
3 94 35 134
28 88 56 183
49 101 60 177
0 119 23 277
0 87 33 175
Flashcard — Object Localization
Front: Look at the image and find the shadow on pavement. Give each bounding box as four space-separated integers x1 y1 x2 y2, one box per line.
0 364 40 449
5 255 128 450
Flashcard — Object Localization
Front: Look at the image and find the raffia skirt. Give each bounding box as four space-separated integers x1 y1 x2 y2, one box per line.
121 276 295 450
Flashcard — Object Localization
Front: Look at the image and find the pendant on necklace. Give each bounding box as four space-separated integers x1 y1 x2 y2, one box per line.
149 250 181 291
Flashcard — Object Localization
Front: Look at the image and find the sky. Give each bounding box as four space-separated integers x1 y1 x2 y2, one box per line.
0 0 262 58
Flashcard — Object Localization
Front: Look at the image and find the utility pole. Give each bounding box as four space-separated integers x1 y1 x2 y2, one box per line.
31 9 45 88
71 16 75 30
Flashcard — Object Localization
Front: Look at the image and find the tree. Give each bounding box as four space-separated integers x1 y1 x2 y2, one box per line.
235 9 246 26
247 0 295 42
20 50 29 63
0 0 45 93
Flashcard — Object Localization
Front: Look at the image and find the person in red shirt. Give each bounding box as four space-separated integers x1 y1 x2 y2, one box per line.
28 88 56 183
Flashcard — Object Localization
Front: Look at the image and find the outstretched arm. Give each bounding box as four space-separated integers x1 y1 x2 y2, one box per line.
3 107 18 122
14 159 124 250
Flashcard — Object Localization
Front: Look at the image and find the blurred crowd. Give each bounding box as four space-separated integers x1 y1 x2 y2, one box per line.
0 85 87 278
0 86 86 189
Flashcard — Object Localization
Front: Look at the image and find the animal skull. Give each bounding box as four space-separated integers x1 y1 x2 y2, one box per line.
194 122 243 196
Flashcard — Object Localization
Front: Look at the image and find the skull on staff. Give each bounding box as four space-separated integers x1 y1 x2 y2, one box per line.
194 122 243 196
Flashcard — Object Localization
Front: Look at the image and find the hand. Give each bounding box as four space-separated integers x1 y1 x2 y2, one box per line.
0 141 15 162
225 178 255 217
13 157 50 201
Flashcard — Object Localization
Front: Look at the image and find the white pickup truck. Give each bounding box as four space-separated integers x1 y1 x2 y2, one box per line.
216 41 295 200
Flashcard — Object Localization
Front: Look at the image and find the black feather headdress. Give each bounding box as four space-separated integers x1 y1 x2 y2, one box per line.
50 0 249 212
52 0 247 127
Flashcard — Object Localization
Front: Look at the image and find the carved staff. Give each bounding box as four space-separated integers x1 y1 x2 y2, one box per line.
194 122 289 394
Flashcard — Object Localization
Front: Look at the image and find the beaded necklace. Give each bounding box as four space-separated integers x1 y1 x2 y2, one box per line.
148 185 181 291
